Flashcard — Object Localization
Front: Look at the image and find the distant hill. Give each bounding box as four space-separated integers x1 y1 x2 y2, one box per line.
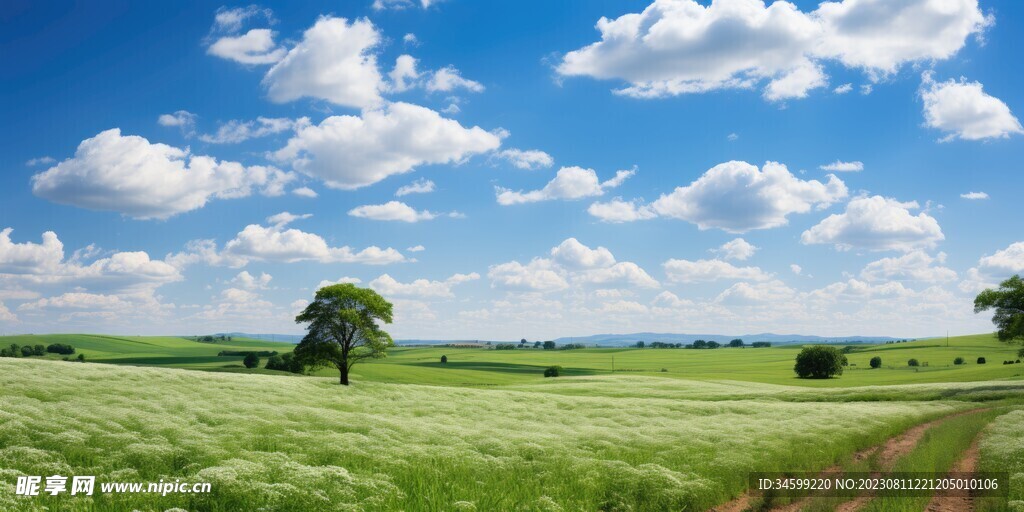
551 332 910 347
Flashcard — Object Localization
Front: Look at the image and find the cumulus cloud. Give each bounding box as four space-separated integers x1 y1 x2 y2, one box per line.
716 280 795 305
263 17 385 109
790 264 802 275
369 272 479 298
396 178 435 196
317 276 363 288
211 5 275 34
372 0 438 10
31 129 295 219
648 161 847 233
292 187 318 198
819 160 863 172
272 102 501 190
487 259 569 292
587 198 657 223
348 201 459 222
801 195 945 252
558 0 990 101
426 66 484 93
550 238 616 269
170 213 406 268
663 258 770 283
231 270 273 290
157 110 197 137
199 117 294 144
495 148 554 170
496 166 634 205
960 191 988 200
576 262 660 289
714 238 758 261
25 156 56 167
834 83 853 94
977 242 1024 275
860 251 957 283
208 29 286 65
921 72 1023 142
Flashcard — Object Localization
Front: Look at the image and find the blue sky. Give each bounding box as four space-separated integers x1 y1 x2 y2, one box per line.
1 0 1022 340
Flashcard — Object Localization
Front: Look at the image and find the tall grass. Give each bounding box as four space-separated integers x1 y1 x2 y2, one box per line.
979 410 1024 512
0 359 966 511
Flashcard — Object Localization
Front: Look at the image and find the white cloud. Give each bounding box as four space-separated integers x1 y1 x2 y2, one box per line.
272 102 501 190
550 238 616 269
372 0 438 10
406 245 425 252
727 133 739 141
317 276 362 288
860 251 957 283
25 156 56 167
819 160 863 172
496 166 633 205
199 117 294 144
369 272 479 298
403 33 419 46
349 201 456 222
426 66 484 93
921 73 1023 142
0 302 16 323
714 238 758 261
231 271 273 290
716 280 795 305
263 17 385 109
576 262 660 289
960 191 988 200
208 29 286 65
801 195 945 252
31 129 295 219
977 242 1024 275
211 5 274 34
587 198 657 223
157 110 197 137
292 187 318 198
171 214 406 268
388 54 420 92
834 83 853 94
558 0 989 101
790 264 802 275
649 161 847 233
396 178 435 196
663 258 770 283
487 259 568 292
496 148 554 170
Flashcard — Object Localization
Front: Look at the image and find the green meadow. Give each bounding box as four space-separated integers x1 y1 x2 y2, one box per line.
2 333 1024 510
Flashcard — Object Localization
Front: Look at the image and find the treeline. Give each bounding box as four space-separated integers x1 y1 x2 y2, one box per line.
218 350 279 357
634 339 772 349
1 343 86 362
194 335 233 343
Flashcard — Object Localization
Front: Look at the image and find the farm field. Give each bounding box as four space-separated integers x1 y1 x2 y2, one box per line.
2 333 1024 510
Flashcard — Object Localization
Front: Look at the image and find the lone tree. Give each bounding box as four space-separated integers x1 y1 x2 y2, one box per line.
869 356 882 369
440 355 448 364
729 338 744 348
794 346 846 379
975 275 1024 342
294 283 394 385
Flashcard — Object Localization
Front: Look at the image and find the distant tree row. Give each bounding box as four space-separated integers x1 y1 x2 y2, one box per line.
194 335 232 343
1 343 77 358
218 350 278 357
634 339 771 349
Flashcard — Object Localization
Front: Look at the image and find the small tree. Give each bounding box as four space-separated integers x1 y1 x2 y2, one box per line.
954 356 965 365
265 355 284 370
977 357 986 364
33 344 45 356
243 353 260 369
20 346 34 357
520 339 527 346
794 346 846 379
908 358 919 367
974 275 1024 341
635 341 645 348
542 341 556 350
76 353 85 363
869 356 882 369
441 355 448 364
729 339 744 348
543 365 562 378
294 284 394 385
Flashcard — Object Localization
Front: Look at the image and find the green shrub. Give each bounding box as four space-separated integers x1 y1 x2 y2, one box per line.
977 357 986 364
869 356 882 369
543 366 562 378
441 355 448 364
243 353 260 369
77 353 86 363
954 357 965 365
32 344 45 356
794 346 846 379
20 346 33 357
908 358 919 367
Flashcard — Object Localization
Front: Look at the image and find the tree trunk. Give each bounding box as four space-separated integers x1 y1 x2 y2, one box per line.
339 364 350 386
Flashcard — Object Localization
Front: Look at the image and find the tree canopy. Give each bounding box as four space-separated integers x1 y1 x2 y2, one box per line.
975 275 1024 342
794 346 846 379
293 283 394 385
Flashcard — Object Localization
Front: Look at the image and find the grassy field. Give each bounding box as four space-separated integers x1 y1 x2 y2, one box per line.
2 333 1024 510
